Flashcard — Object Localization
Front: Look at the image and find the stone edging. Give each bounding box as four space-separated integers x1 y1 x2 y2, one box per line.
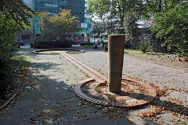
74 78 110 106
32 48 84 54
34 49 157 108
74 78 157 108
0 77 22 109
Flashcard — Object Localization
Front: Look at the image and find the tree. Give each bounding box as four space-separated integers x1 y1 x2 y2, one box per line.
0 0 35 71
151 1 188 56
39 12 54 39
0 0 36 56
49 9 80 39
87 0 111 18
88 0 144 37
91 19 120 39
140 0 188 56
88 0 145 50
0 0 35 97
0 0 36 28
40 9 80 40
144 0 181 13
0 0 35 57
88 0 188 56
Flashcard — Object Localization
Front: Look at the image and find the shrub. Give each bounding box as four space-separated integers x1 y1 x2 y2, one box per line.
80 43 93 46
54 40 72 48
151 3 188 57
0 57 30 101
139 42 151 53
33 37 72 49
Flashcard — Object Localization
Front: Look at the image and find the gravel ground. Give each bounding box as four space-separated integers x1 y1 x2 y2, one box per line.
0 48 187 125
68 48 188 124
0 49 133 125
69 48 188 91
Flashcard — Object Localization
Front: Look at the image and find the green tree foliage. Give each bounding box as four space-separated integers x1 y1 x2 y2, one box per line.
88 0 144 35
151 1 188 56
139 42 151 53
0 0 35 92
0 0 35 28
144 0 181 14
0 0 35 64
88 0 145 50
88 0 111 18
39 12 54 39
88 0 188 56
0 13 17 79
39 9 79 40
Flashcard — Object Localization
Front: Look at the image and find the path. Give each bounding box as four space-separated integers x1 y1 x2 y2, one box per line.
67 48 188 124
0 48 187 125
0 49 133 125
68 48 188 90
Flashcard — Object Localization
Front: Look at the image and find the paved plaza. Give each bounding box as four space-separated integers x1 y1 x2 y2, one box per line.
0 48 187 125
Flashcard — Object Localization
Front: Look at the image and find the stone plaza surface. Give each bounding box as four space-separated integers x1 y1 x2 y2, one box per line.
0 48 187 125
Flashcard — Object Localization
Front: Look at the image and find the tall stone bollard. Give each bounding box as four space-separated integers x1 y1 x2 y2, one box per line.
108 34 125 93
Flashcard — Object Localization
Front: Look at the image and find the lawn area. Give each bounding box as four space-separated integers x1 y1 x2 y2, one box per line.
124 49 173 59
82 45 105 50
82 45 173 59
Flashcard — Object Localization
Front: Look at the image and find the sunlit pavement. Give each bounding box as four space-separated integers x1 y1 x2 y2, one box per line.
20 43 31 49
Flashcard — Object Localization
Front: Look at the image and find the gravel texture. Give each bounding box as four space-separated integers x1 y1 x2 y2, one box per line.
0 48 187 125
69 49 188 91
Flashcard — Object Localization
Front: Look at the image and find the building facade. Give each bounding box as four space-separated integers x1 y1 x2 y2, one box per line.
15 0 35 44
17 0 86 43
33 0 85 34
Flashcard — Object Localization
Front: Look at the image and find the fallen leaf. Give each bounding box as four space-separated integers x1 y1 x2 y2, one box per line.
35 85 39 89
128 117 134 122
30 109 35 113
43 109 51 114
46 118 53 124
29 117 36 124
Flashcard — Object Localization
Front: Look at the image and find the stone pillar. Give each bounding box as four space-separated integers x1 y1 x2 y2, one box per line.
108 34 125 93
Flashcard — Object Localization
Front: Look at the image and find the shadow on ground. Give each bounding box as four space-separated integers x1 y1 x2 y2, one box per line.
2 49 187 124
0 49 153 125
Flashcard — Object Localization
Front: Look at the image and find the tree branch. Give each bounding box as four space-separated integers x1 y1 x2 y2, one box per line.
145 0 152 9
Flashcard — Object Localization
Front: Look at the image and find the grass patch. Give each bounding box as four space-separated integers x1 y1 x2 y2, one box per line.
82 45 104 50
124 49 173 59
146 52 172 58
124 49 142 55
0 56 30 106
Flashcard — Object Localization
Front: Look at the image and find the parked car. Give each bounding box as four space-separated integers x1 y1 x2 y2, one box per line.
15 40 24 46
70 39 79 45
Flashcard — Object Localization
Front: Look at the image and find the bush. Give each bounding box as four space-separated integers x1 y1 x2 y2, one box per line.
151 3 188 57
56 40 72 48
80 43 93 46
34 37 72 49
0 57 30 102
139 42 151 53
0 14 18 88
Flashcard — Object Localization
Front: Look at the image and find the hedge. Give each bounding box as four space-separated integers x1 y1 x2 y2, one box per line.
34 38 72 49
